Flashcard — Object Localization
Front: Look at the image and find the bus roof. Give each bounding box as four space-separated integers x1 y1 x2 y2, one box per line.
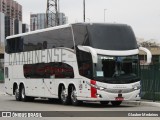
6 22 129 39
6 23 71 39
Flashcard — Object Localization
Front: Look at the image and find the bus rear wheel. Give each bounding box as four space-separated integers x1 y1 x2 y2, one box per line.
21 85 34 102
111 101 122 106
15 87 21 101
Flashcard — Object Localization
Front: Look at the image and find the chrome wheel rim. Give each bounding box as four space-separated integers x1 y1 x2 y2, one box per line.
71 90 77 103
21 88 25 99
15 89 19 99
61 89 67 102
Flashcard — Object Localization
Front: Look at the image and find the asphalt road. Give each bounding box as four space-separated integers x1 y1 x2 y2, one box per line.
0 83 159 120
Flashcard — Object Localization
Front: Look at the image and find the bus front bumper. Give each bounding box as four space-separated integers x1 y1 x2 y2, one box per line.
77 89 140 101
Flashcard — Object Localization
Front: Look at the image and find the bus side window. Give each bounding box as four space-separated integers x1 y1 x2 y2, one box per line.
5 67 8 78
76 48 93 79
23 62 74 79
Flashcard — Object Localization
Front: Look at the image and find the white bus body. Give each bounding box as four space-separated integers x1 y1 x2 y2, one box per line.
4 23 152 106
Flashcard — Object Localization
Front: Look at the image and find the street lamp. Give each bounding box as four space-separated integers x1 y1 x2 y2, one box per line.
83 0 86 22
104 9 107 22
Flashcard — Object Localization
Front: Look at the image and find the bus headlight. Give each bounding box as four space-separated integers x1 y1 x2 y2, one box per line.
132 83 140 90
98 86 107 91
86 81 107 91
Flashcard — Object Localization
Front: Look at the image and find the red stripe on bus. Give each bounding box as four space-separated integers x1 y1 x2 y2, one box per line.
90 80 97 98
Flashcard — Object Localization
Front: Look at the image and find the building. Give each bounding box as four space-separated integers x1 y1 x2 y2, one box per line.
139 46 160 64
0 0 22 44
30 13 67 31
22 23 29 33
0 0 22 81
137 38 160 64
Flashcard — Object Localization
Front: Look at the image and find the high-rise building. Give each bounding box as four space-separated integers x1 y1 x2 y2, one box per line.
30 13 67 31
0 0 22 43
22 23 29 33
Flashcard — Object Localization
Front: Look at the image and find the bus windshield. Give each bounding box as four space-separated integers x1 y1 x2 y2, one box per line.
93 55 140 84
87 24 138 50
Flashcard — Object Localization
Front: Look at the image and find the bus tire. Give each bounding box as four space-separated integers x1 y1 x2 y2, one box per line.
15 87 21 101
27 96 34 102
100 101 109 105
48 98 60 103
70 85 82 106
20 85 34 102
60 85 70 105
111 101 122 106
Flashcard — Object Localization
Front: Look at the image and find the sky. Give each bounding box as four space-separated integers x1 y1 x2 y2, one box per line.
15 0 160 42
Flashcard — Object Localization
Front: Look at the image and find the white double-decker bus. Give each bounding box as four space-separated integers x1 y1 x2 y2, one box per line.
5 23 152 106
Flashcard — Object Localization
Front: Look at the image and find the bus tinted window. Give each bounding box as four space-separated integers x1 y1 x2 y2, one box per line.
6 27 74 53
6 37 23 53
72 24 90 46
87 24 138 50
76 48 93 79
23 62 74 78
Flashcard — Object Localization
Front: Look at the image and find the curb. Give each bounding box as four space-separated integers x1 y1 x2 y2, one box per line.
122 101 160 107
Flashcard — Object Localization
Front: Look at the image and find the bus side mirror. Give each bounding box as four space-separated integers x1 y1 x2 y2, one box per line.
139 47 152 64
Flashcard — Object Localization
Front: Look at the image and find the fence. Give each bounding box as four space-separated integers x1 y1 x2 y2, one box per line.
0 59 4 82
141 64 160 101
0 69 4 83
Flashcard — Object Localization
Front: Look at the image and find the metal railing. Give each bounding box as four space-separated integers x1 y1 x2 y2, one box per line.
141 64 160 101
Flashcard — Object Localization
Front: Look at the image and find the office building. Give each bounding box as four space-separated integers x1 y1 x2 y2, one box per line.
22 23 29 33
0 0 22 43
30 13 67 31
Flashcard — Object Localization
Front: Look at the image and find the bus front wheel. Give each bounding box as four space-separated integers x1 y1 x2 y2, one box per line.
111 101 122 106
100 101 109 105
70 86 82 106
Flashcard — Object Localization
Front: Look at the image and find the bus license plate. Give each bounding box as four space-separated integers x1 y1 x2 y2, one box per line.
115 97 124 101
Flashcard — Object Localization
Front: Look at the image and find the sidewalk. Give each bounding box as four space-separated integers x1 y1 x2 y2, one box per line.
123 100 160 107
0 83 5 94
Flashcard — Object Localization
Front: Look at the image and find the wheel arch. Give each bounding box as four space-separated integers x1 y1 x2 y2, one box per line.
19 82 25 91
68 83 76 94
13 82 18 95
58 83 65 98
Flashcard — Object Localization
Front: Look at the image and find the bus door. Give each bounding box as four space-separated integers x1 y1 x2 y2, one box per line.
4 66 12 94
